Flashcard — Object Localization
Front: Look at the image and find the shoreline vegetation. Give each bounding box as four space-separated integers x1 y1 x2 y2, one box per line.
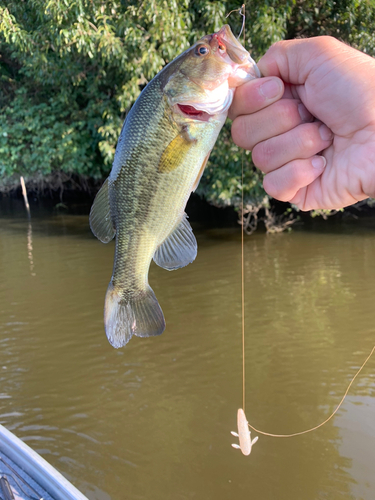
1 1 375 231
1 173 375 233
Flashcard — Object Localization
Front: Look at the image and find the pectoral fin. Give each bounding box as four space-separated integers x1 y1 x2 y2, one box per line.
158 132 195 173
153 214 197 270
89 179 116 243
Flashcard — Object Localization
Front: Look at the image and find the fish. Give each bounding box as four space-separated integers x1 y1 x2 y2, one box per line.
231 408 258 455
90 25 260 348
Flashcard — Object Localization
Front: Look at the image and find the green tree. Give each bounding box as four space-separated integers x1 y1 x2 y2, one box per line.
1 0 375 212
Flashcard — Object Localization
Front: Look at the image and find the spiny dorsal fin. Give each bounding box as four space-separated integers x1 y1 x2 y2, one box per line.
89 179 116 243
153 214 197 270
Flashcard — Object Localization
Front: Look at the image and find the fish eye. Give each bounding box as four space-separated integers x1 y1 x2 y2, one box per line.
195 45 209 56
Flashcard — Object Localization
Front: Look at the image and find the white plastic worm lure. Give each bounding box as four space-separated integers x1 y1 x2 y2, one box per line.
231 408 258 455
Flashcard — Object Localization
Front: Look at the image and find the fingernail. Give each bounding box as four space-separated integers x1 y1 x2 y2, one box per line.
319 124 333 141
298 103 313 122
259 78 282 99
311 155 327 170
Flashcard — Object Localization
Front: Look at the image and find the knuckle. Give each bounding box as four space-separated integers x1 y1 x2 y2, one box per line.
262 175 276 197
231 116 255 150
296 124 321 151
251 144 261 166
269 40 286 53
263 174 288 201
293 193 310 211
290 195 306 211
252 140 275 170
230 118 241 145
315 35 338 49
296 126 316 152
275 100 299 129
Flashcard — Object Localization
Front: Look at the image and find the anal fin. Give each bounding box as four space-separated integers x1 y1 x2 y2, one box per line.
153 214 197 270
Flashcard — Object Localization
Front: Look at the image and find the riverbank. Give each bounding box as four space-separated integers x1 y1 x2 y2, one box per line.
0 181 240 228
1 177 375 231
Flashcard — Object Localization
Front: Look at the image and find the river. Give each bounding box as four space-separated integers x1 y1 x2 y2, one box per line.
0 199 374 500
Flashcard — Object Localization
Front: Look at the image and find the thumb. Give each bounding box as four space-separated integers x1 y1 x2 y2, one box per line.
258 36 341 85
258 36 375 132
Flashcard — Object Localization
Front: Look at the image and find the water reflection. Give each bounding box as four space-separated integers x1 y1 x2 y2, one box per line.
336 393 375 500
27 222 36 276
0 209 374 499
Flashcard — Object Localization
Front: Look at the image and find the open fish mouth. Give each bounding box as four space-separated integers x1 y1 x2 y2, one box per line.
175 80 235 119
175 103 212 122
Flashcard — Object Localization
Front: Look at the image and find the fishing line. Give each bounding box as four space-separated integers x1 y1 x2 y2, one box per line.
227 0 247 424
227 3 375 449
241 3 246 417
248 345 375 437
229 2 248 415
241 131 245 413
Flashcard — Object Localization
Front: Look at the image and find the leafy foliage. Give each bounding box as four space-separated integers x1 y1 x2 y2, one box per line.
1 0 375 208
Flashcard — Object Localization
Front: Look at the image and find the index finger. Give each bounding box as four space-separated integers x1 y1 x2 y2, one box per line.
229 76 284 120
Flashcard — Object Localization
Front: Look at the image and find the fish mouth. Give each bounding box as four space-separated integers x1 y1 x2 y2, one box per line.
176 104 211 122
212 25 249 64
210 25 261 83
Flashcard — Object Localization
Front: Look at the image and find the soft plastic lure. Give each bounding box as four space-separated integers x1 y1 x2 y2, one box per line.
231 408 258 455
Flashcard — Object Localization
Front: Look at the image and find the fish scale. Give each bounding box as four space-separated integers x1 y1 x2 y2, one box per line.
90 25 260 348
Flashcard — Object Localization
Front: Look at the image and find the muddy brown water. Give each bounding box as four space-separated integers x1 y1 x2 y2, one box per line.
0 201 374 500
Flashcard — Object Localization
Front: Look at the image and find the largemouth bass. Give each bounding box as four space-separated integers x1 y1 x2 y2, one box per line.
90 25 260 348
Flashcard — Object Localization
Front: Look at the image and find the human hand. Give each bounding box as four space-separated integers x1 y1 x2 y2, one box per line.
229 36 375 210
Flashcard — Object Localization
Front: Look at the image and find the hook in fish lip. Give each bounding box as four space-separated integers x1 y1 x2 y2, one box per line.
213 25 258 70
236 4 246 39
225 3 246 39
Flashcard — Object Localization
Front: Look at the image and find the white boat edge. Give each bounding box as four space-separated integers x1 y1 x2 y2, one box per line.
0 423 89 500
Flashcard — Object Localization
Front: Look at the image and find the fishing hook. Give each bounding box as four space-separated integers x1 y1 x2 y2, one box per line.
226 3 246 39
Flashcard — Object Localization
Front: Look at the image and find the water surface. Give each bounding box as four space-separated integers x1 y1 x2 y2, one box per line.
0 202 374 500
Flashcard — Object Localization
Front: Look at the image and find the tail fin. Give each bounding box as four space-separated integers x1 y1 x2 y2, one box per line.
104 282 166 348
